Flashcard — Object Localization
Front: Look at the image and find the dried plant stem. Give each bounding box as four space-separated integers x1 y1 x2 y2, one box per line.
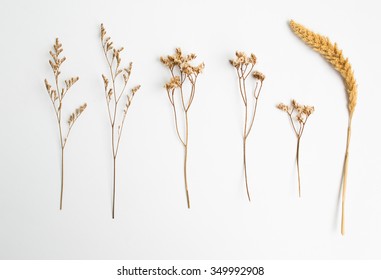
170 94 191 208
230 52 265 201
239 75 262 201
243 100 251 201
278 101 314 197
161 48 204 208
100 24 140 219
296 137 301 197
184 112 190 208
243 139 250 201
112 156 116 219
171 87 192 208
169 89 190 207
341 114 353 235
60 148 64 210
44 39 87 210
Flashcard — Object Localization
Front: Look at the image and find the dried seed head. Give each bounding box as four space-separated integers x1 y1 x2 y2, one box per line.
161 48 204 74
102 74 109 89
126 62 133 75
68 103 87 126
65 76 79 90
253 71 265 81
276 103 289 112
250 53 257 64
291 99 299 109
302 105 315 116
230 51 258 68
131 85 141 95
165 76 181 90
107 88 113 101
44 79 51 92
296 114 305 124
278 99 314 129
101 23 106 41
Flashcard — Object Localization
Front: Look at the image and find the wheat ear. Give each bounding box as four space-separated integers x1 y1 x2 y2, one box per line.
289 20 357 235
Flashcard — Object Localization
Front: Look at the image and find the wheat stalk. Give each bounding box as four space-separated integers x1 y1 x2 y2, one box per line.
289 20 358 235
44 38 87 210
100 24 141 219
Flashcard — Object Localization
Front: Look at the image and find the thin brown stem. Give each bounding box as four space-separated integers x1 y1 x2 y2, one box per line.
288 111 298 137
60 147 64 210
180 82 187 111
296 137 301 197
187 80 197 111
45 39 86 211
244 64 254 79
236 70 247 104
245 82 262 138
184 112 190 208
243 103 251 201
172 104 186 146
112 156 116 219
243 138 251 201
101 26 140 219
341 115 353 235
161 49 203 209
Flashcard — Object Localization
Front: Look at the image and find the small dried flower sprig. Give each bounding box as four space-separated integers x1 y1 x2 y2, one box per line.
277 100 314 197
160 48 204 209
44 38 87 210
100 24 141 219
230 51 265 201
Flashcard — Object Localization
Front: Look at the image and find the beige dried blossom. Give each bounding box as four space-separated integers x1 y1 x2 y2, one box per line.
230 51 265 201
43 38 87 210
165 76 181 90
252 71 265 81
161 48 204 209
277 99 314 197
100 24 141 219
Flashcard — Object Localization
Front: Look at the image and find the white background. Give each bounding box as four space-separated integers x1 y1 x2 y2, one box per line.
0 0 380 259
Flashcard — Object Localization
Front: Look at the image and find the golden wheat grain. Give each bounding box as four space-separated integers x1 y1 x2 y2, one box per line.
290 20 357 114
289 20 357 235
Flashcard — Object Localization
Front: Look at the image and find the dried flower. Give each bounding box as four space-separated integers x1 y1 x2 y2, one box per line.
230 51 265 201
252 71 265 81
161 48 204 209
100 24 141 219
165 76 181 90
277 99 314 197
43 38 87 210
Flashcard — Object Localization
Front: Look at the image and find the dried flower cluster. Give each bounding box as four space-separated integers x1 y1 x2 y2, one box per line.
230 51 265 201
44 38 87 210
160 48 204 208
277 100 314 197
290 20 357 235
100 24 141 219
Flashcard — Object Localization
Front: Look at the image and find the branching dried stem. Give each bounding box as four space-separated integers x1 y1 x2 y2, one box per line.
44 38 87 210
100 24 141 219
160 48 204 209
230 51 265 201
277 100 314 197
